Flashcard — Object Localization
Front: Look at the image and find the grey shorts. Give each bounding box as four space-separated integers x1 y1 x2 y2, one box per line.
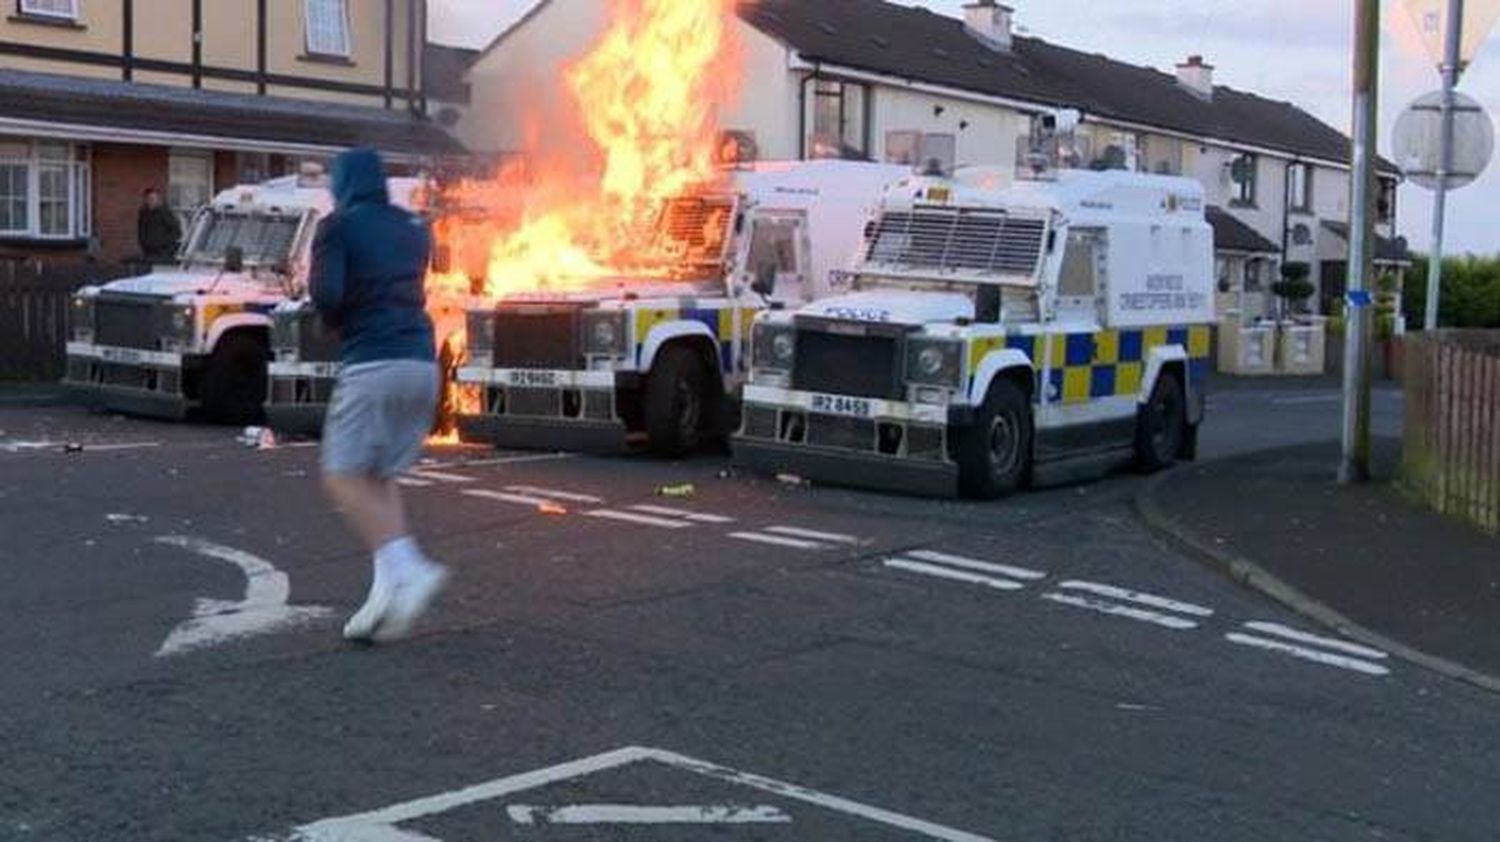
321 360 440 478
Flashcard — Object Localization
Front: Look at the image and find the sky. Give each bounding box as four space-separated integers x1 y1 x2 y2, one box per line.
428 0 1500 255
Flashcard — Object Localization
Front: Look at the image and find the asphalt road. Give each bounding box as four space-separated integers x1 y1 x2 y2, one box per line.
4 381 1494 841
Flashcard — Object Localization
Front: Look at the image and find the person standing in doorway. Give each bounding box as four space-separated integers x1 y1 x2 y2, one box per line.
311 148 449 643
137 188 182 263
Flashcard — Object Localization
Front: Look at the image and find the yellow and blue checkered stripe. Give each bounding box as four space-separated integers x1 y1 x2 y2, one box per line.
996 325 1212 405
633 305 750 373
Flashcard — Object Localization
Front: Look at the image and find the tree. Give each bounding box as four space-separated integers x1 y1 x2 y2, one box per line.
1403 255 1500 329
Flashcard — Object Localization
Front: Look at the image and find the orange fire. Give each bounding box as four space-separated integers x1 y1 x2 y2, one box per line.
430 0 743 301
420 0 742 444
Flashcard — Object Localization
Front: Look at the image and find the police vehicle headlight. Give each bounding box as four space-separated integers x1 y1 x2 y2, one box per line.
165 305 195 341
69 295 94 342
466 309 496 360
906 339 963 387
752 323 796 372
583 311 628 356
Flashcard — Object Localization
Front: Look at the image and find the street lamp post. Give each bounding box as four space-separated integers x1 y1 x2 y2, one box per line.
1424 0 1466 331
1341 0 1381 485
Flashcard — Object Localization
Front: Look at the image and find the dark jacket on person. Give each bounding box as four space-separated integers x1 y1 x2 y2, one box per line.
309 148 435 366
137 204 182 261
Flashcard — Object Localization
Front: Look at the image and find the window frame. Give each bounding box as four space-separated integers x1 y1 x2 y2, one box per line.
807 78 871 160
0 139 90 242
17 0 80 21
1230 153 1259 208
303 0 353 59
1288 163 1314 214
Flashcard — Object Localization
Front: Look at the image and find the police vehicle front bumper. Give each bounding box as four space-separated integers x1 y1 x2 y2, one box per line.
63 342 199 420
731 385 965 498
454 366 644 453
265 361 338 436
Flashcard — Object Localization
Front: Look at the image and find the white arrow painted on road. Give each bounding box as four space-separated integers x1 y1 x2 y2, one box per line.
507 804 791 824
154 535 331 657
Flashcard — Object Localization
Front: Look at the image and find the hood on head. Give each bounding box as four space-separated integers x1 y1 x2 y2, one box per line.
330 148 389 210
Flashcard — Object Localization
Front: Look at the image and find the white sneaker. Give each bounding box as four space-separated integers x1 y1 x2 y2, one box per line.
343 578 395 642
372 561 450 643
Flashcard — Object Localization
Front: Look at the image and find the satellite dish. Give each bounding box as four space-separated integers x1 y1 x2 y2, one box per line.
1394 90 1495 191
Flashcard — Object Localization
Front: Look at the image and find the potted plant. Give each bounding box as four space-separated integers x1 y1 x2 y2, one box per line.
1271 262 1315 321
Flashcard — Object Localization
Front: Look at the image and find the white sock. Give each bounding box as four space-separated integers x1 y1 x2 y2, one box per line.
375 536 427 583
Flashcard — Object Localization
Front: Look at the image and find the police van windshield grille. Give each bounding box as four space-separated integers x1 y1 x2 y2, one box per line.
866 209 1047 276
644 196 734 278
187 212 302 266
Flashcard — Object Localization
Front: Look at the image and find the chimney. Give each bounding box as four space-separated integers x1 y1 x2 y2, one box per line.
1176 55 1214 99
963 0 1013 52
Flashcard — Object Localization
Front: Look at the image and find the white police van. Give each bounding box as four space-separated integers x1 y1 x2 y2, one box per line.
733 148 1215 498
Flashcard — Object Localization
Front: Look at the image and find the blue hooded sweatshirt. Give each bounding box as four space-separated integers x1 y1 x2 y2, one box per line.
309 148 435 366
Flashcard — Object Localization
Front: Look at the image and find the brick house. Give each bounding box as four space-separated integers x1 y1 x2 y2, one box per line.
0 0 462 268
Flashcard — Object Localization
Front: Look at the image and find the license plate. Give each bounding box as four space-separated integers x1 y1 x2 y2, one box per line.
810 393 875 418
506 370 562 387
100 347 145 365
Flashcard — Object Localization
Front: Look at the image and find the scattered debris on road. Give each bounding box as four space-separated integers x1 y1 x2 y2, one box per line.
105 513 150 525
656 483 696 498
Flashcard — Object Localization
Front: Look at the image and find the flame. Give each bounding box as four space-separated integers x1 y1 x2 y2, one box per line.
428 0 743 302
420 0 742 443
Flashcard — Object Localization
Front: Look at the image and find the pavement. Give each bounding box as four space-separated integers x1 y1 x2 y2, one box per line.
1140 437 1500 694
5 379 1500 841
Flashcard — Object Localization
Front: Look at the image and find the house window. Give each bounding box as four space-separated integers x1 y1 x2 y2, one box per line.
19 0 79 20
1145 136 1184 176
1245 258 1265 293
0 139 90 241
1230 153 1258 207
809 79 868 160
1377 178 1397 225
305 0 352 57
168 150 214 223
1289 163 1313 213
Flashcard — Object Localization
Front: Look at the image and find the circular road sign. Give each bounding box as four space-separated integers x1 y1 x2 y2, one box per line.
1394 90 1496 192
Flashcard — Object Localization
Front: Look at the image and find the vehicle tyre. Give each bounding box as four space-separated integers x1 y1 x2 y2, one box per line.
202 332 269 425
645 344 709 458
955 378 1033 500
1135 369 1186 473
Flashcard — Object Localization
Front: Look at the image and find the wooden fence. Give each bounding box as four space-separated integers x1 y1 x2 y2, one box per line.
1401 330 1500 534
0 259 138 382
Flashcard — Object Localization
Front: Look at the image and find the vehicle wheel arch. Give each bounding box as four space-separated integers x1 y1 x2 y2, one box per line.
968 348 1037 407
206 313 273 355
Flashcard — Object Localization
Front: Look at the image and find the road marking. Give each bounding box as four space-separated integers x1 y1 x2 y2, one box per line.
1225 632 1391 676
276 745 997 842
418 453 574 470
153 536 330 657
729 531 826 549
884 558 1027 591
395 477 435 488
1270 393 1341 406
628 504 735 524
1242 621 1389 660
0 439 161 453
463 489 561 507
764 525 861 544
406 470 476 484
507 804 791 825
506 485 605 504
1057 580 1214 617
585 509 695 529
1040 593 1200 630
906 550 1047 581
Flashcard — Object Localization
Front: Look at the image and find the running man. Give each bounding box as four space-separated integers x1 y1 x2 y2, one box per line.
311 148 449 643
